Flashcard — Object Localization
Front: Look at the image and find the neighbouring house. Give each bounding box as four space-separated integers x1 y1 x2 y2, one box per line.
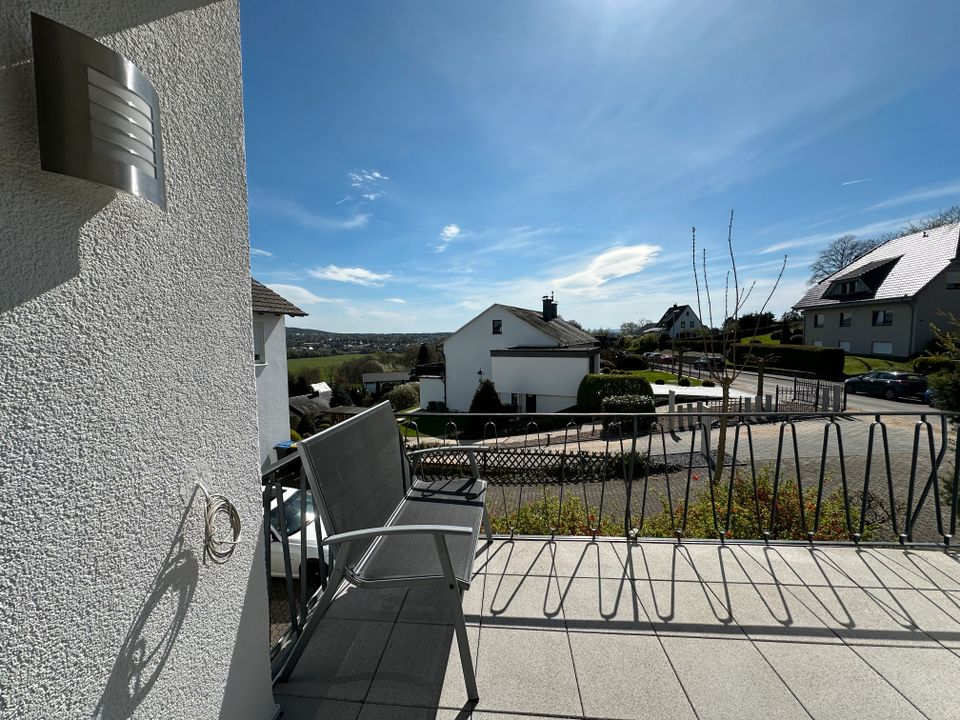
655 304 703 339
424 295 600 413
362 370 411 397
793 222 960 357
252 278 306 466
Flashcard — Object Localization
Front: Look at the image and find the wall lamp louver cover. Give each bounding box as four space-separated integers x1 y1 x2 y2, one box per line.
31 13 166 209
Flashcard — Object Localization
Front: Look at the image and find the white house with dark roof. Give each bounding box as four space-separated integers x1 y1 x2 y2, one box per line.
655 304 703 339
793 222 960 357
252 278 306 464
425 295 600 412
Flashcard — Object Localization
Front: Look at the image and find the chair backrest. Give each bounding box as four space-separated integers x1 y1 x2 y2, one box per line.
298 401 407 568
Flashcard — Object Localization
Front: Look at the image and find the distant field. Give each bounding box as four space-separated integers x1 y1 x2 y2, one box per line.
286 353 368 375
843 355 912 376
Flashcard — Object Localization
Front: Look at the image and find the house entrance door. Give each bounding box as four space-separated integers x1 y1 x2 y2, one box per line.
525 394 537 412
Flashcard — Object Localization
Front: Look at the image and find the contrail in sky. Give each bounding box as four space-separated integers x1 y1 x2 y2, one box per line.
840 177 875 186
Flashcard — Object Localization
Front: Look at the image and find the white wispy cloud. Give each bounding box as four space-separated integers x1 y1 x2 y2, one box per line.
254 195 370 231
552 244 661 296
308 265 394 286
758 212 927 254
266 284 341 305
385 297 406 304
433 223 462 253
841 177 874 186
251 247 274 257
342 169 389 205
866 181 960 212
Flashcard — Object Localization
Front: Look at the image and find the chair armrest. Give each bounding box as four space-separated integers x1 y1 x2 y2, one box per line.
322 524 474 547
406 445 491 460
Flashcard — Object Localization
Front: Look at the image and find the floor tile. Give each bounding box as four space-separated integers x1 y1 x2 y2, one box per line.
479 539 561 577
473 627 582 717
358 704 473 719
482 572 564 629
661 635 809 720
557 577 654 634
397 576 484 626
548 539 629 578
325 586 408 623
798 584 942 647
615 542 762 585
568 632 696 720
713 581 843 644
755 641 925 719
365 623 479 710
853 645 960 720
632 579 745 638
279 619 394 701
273 696 362 720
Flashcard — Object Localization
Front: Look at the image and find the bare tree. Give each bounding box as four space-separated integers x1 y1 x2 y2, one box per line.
808 234 881 283
692 210 787 493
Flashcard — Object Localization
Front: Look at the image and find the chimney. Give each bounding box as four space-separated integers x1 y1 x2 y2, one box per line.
541 292 557 321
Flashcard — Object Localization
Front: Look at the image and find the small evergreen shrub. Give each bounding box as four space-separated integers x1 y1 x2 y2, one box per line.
387 382 420 410
576 374 654 412
702 380 715 387
655 379 665 385
616 353 649 371
770 330 782 341
600 394 656 431
913 355 957 375
678 378 691 387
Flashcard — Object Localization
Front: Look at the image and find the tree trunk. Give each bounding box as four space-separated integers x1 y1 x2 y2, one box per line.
712 379 731 489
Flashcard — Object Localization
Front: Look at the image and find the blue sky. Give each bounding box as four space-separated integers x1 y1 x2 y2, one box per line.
240 1 960 333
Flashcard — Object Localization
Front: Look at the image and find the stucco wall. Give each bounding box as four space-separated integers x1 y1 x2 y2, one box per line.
0 3 273 719
443 306 554 411
490 354 591 411
914 266 960 352
255 311 290 465
418 376 445 410
803 301 912 356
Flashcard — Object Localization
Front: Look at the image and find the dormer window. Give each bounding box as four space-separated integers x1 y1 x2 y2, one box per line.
492 319 502 334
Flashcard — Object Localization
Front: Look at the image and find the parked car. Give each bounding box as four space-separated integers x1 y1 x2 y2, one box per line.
693 355 725 371
642 351 660 360
844 371 927 400
268 487 326 581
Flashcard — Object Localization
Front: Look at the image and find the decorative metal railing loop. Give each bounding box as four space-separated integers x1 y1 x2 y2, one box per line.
398 409 959 549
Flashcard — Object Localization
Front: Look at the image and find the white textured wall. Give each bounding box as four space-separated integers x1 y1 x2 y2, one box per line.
443 306 553 411
490 354 591 411
255 312 290 465
418 376 445 409
0 2 273 719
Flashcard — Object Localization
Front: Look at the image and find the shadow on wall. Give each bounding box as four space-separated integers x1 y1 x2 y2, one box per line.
92 488 201 720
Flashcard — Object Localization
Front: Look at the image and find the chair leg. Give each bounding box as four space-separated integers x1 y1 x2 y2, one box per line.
482 506 493 545
433 534 479 701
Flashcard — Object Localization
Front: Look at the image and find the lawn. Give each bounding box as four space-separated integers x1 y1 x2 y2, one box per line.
742 332 779 345
633 370 704 386
843 355 912 376
286 353 369 375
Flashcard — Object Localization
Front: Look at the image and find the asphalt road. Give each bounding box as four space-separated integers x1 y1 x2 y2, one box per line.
728 369 931 415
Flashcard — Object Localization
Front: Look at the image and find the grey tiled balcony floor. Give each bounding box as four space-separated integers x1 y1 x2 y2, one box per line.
274 538 960 719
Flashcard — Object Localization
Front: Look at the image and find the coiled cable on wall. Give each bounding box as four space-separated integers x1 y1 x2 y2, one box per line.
194 481 242 563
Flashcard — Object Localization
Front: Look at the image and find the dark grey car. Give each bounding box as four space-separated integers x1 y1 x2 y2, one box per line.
844 371 927 400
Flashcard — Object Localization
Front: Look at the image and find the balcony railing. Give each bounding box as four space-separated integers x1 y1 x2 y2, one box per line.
263 407 959 680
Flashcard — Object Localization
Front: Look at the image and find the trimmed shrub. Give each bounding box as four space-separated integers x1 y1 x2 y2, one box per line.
616 353 649 371
913 355 958 375
655 379 665 385
387 382 420 410
702 380 715 387
789 334 804 344
600 394 656 431
469 379 503 413
576 374 654 412
733 343 844 378
678 377 691 387
929 370 960 413
770 330 782 341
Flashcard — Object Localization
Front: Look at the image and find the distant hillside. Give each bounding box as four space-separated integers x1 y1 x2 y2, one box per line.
286 327 448 356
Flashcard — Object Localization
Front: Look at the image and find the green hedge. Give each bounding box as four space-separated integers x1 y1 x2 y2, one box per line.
600 394 656 431
615 353 649 371
577 374 654 412
732 344 845 378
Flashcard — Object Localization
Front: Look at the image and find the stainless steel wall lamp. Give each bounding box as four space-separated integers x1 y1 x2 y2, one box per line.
31 13 167 209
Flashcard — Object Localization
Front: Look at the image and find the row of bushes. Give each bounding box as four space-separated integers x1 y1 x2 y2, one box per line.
576 374 654 412
732 343 845 378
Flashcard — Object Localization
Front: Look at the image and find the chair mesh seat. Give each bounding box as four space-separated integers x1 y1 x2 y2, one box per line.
353 476 486 584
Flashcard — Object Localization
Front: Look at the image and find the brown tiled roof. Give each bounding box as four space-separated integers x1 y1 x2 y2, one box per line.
794 222 960 310
500 305 598 347
251 279 307 316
